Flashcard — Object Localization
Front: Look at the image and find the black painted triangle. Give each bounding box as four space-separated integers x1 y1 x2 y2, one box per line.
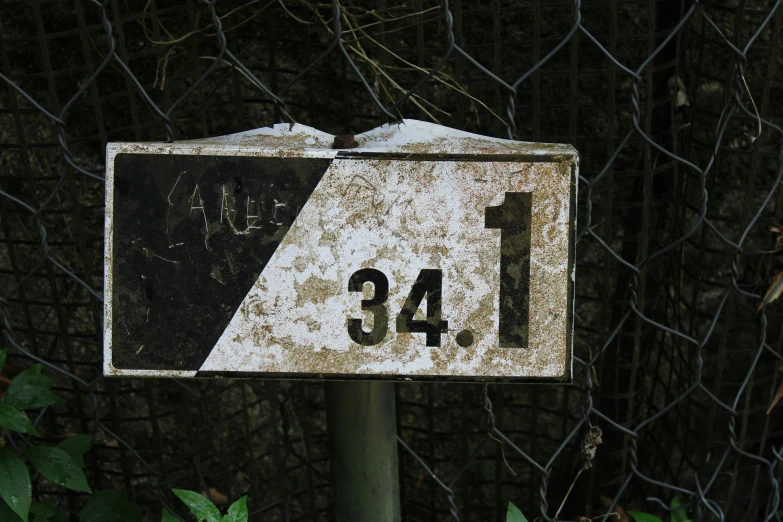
111 153 333 370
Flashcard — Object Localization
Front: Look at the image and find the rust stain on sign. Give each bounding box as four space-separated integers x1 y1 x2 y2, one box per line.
104 120 577 382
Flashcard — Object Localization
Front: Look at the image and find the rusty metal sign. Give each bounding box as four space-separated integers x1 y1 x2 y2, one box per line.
104 121 577 382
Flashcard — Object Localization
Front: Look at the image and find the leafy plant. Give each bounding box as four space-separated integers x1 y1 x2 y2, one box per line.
627 512 664 522
670 496 690 522
169 489 248 522
506 501 529 522
0 498 69 522
0 349 139 522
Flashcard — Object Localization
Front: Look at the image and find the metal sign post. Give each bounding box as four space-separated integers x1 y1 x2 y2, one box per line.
103 120 577 521
326 381 400 522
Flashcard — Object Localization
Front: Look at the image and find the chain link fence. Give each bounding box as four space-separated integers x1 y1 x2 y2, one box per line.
1 0 783 520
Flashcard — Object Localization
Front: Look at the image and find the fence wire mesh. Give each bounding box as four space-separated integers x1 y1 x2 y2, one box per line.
1 0 783 520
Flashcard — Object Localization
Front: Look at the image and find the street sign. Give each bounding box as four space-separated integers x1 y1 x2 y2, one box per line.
104 120 577 382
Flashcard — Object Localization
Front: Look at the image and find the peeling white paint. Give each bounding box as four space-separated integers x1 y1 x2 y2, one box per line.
198 158 572 379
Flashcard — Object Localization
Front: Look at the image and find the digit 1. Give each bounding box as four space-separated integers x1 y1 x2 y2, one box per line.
485 192 533 348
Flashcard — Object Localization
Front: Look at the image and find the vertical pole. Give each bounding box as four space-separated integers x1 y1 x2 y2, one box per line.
326 381 401 522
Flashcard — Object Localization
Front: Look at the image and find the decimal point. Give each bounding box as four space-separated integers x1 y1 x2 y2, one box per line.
456 330 474 348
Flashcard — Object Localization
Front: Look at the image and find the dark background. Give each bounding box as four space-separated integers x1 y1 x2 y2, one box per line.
1 0 782 520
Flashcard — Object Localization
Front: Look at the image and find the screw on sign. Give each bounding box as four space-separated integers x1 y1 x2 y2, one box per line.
104 120 576 381
103 120 577 522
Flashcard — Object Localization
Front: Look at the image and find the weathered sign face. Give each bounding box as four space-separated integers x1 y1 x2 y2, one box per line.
104 121 577 382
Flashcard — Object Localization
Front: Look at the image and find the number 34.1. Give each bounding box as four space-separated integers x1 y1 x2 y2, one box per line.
346 192 533 349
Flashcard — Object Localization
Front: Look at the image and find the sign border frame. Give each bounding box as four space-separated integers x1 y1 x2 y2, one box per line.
104 145 577 383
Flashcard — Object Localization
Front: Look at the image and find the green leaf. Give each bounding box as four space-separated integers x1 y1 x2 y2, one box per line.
26 446 91 493
172 489 221 522
0 403 38 435
222 496 248 522
0 448 31 522
670 496 689 522
4 366 60 411
3 387 61 411
79 490 140 522
57 435 91 468
0 349 7 374
506 501 529 522
9 366 53 391
0 502 23 522
628 511 664 522
161 509 179 522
